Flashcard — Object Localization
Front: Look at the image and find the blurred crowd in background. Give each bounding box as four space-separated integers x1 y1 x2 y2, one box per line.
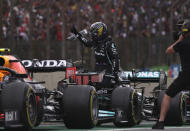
2 0 190 40
1 0 190 70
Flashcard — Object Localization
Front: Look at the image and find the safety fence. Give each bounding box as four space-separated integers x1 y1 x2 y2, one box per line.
1 35 180 70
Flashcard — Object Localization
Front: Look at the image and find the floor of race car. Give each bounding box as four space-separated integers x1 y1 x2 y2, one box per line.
1 121 189 131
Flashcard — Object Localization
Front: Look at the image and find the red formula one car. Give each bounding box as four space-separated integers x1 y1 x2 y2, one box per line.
0 48 98 130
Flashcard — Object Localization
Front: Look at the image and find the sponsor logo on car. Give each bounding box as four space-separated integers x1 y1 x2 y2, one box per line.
22 60 67 68
120 71 160 79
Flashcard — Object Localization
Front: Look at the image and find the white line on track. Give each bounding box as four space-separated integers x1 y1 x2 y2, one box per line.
93 126 190 131
89 128 152 131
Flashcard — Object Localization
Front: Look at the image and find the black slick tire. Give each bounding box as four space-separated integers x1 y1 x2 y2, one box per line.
62 85 98 129
1 81 37 131
111 86 142 127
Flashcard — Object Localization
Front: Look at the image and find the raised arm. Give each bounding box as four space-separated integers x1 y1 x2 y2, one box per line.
166 34 183 54
70 26 93 47
77 35 94 47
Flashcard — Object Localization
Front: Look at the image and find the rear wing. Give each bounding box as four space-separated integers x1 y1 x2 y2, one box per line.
21 60 73 72
119 71 167 85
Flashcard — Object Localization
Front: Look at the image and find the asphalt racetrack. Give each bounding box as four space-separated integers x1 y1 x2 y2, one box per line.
0 121 190 131
35 122 190 131
1 121 188 131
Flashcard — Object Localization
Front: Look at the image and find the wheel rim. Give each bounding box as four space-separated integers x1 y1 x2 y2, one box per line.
90 91 98 125
26 89 37 127
180 93 185 122
131 91 142 124
92 95 98 120
134 93 141 119
29 93 36 122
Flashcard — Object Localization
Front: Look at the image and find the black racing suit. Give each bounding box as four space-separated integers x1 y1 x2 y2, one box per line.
166 36 190 97
78 35 120 75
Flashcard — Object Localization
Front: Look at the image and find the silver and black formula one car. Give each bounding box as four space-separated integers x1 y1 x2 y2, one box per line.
58 65 190 127
59 68 164 127
0 48 98 130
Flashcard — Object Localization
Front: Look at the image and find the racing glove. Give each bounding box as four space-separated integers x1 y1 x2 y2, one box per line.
70 26 78 35
70 26 92 47
70 26 83 39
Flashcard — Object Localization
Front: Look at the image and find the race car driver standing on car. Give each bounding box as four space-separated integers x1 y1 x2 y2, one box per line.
70 22 120 83
152 20 190 129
